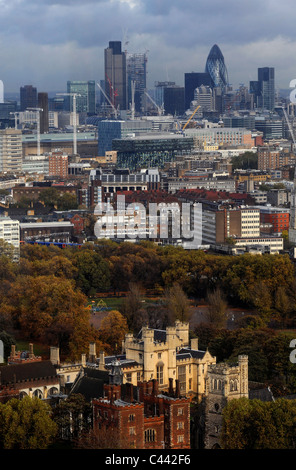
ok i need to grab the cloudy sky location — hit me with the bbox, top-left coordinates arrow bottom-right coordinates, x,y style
1,0 -> 296,95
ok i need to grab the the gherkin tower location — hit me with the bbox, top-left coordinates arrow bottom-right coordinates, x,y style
205,44 -> 229,91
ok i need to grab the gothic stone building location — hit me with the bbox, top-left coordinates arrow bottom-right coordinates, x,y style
204,355 -> 249,449
93,321 -> 216,402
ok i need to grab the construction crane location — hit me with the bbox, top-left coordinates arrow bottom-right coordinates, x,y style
97,82 -> 119,119
9,111 -> 20,130
144,91 -> 164,116
27,107 -> 43,156
131,80 -> 136,120
56,93 -> 80,155
282,106 -> 296,151
182,104 -> 201,131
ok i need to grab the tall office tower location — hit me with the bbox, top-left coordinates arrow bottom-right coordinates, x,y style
67,81 -> 96,115
205,44 -> 229,92
191,85 -> 213,115
258,67 -> 275,111
20,85 -> 37,111
127,52 -> 147,113
184,72 -> 212,110
250,68 -> 275,111
0,129 -> 22,172
38,92 -> 49,133
163,85 -> 185,115
104,41 -> 127,111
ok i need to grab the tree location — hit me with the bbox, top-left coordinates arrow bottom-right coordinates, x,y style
205,288 -> 228,328
0,396 -> 57,449
98,310 -> 128,355
120,283 -> 144,332
221,398 -> 296,449
162,282 -> 191,323
52,394 -> 91,442
73,249 -> 111,295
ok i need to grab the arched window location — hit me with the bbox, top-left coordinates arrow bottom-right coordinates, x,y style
213,379 -> 217,390
48,387 -> 59,396
33,389 -> 43,399
218,380 -> 222,390
145,429 -> 156,443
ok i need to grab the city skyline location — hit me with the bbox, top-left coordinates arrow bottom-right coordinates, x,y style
1,0 -> 296,94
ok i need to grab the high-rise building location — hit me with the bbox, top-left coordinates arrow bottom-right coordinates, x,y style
184,72 -> 212,110
0,128 -> 22,172
250,67 -> 275,111
20,85 -> 37,111
163,85 -> 185,116
104,41 -> 127,111
48,150 -> 69,178
191,85 -> 213,115
38,92 -> 49,133
205,45 -> 229,92
66,81 -> 96,115
127,53 -> 147,113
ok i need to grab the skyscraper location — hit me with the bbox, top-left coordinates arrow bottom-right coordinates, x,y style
205,45 -> 229,92
20,85 -> 37,111
258,67 -> 275,111
67,81 -> 96,115
184,72 -> 212,110
127,53 -> 147,113
104,41 -> 127,111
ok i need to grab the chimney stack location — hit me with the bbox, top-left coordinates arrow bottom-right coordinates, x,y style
29,343 -> 34,360
50,346 -> 60,365
99,351 -> 105,370
89,342 -> 97,363
169,378 -> 174,396
175,379 -> 180,398
11,344 -> 16,358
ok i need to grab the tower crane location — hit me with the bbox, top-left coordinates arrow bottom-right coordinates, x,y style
27,107 -> 43,156
182,104 -> 201,131
56,93 -> 81,155
96,82 -> 119,119
144,91 -> 164,116
282,106 -> 296,151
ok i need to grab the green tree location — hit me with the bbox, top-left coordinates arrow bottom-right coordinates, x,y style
0,396 -> 57,449
221,398 -> 296,449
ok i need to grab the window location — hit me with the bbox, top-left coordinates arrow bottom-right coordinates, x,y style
177,408 -> 184,416
129,414 -> 135,422
158,353 -> 162,359
137,372 -> 141,382
178,365 -> 186,392
189,378 -> 192,390
157,365 -> 163,385
129,427 -> 136,435
145,429 -> 156,443
177,422 -> 184,430
126,373 -> 132,382
177,435 -> 184,443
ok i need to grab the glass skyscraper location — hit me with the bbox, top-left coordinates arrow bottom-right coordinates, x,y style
66,81 -> 96,115
104,41 -> 127,111
249,67 -> 275,111
205,44 -> 229,92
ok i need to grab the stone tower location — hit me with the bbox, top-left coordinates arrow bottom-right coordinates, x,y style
204,355 -> 248,449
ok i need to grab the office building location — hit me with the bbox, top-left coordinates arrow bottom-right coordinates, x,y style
191,85 -> 213,115
98,119 -> 153,156
66,81 -> 96,115
205,44 -> 229,92
163,85 -> 185,116
0,216 -> 20,251
104,41 -> 127,111
0,129 -> 22,173
20,85 -> 37,111
127,53 -> 147,113
184,72 -> 212,110
250,67 -> 275,111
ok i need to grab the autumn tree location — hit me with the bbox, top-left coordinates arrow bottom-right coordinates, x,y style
52,394 -> 91,442
162,282 -> 191,323
98,310 -> 129,355
0,396 -> 57,449
205,288 -> 228,328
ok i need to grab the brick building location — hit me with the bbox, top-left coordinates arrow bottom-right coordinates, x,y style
48,151 -> 69,178
92,376 -> 190,449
